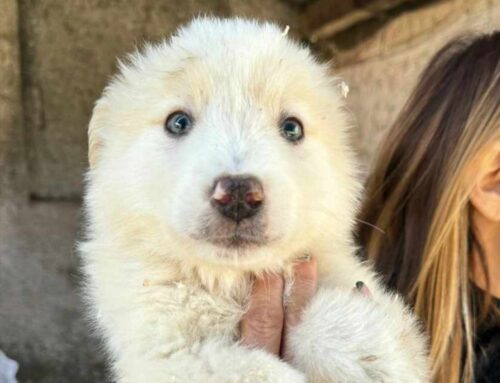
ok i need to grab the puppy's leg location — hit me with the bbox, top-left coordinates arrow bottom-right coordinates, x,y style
116,339 -> 305,383
286,261 -> 430,383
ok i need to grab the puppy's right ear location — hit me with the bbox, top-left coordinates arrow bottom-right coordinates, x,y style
88,100 -> 108,169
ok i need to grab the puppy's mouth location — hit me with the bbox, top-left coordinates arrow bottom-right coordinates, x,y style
196,215 -> 268,249
206,229 -> 267,248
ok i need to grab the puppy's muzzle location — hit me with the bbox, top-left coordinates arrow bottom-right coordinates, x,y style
211,175 -> 264,223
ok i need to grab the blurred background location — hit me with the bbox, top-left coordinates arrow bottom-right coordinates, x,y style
0,0 -> 498,381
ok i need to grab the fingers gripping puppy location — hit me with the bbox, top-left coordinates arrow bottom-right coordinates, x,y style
80,17 -> 429,383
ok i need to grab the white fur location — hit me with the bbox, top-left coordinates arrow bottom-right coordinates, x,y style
80,17 -> 429,382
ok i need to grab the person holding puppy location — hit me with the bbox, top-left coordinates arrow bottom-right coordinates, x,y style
242,32 -> 499,383
358,32 -> 500,382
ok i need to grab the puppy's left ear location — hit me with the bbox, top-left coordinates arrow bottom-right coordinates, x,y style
88,100 -> 109,169
470,142 -> 500,222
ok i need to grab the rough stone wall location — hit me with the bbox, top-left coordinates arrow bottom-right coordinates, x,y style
334,0 -> 500,171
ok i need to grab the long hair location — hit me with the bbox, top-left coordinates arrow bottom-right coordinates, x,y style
357,32 -> 500,383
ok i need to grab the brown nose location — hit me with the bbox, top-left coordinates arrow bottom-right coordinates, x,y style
211,176 -> 264,222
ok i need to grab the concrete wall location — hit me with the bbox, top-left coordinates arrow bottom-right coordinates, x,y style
0,0 -> 498,382
0,0 -> 26,204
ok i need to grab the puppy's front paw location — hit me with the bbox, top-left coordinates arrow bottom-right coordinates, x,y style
287,287 -> 429,383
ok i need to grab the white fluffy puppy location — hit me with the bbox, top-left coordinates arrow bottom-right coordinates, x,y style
81,17 -> 429,383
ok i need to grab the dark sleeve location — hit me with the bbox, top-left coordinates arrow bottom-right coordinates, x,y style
475,327 -> 500,383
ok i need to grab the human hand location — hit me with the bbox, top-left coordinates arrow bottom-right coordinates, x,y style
240,257 -> 318,359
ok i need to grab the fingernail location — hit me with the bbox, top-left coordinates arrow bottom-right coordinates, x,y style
354,281 -> 372,298
297,254 -> 311,263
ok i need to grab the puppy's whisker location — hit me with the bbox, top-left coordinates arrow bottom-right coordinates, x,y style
354,219 -> 385,234
294,204 -> 385,235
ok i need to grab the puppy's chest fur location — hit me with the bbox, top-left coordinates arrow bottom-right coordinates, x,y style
130,257 -> 302,347
137,267 -> 256,345
89,239 -> 301,355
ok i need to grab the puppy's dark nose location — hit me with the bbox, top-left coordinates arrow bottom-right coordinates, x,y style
211,176 -> 264,222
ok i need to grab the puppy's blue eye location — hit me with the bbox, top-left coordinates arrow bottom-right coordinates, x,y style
165,111 -> 193,136
280,117 -> 304,143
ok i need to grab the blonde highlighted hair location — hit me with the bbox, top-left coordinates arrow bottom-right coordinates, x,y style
357,32 -> 500,383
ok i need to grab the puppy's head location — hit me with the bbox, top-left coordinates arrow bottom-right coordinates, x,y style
87,18 -> 360,269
